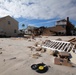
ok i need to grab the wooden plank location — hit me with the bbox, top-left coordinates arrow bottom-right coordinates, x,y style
63,44 -> 69,51
52,42 -> 58,48
55,43 -> 61,49
71,45 -> 75,51
50,42 -> 56,47
57,43 -> 63,50
67,44 -> 72,52
51,42 -> 57,48
54,42 -> 61,49
60,43 -> 66,50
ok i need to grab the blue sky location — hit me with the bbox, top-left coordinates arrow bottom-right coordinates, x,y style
0,0 -> 76,29
15,17 -> 59,29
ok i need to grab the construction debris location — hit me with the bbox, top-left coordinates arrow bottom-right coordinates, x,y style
32,53 -> 41,59
68,38 -> 76,42
59,52 -> 70,58
53,50 -> 59,57
32,39 -> 76,66
56,38 -> 62,41
54,57 -> 73,67
41,48 -> 46,53
49,50 -> 54,55
27,46 -> 35,51
54,51 -> 73,67
36,47 -> 42,51
70,50 -> 76,64
0,48 -> 2,49
24,35 -> 31,39
67,38 -> 76,53
0,52 -> 2,54
9,57 -> 16,60
34,42 -> 39,47
3,59 -> 5,62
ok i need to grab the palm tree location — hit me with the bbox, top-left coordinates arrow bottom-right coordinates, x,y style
22,24 -> 25,29
22,24 -> 25,34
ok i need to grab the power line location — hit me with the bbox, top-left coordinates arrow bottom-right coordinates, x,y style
19,19 -> 58,24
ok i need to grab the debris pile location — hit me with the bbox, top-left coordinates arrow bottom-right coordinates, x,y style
0,52 -> 2,54
32,53 -> 41,59
41,48 -> 46,53
27,46 -> 35,51
68,38 -> 76,53
54,52 -> 73,67
34,42 -> 46,53
31,38 -> 76,67
68,38 -> 76,42
34,42 -> 39,47
56,38 -> 62,41
34,39 -> 76,67
9,57 -> 16,60
24,35 -> 31,39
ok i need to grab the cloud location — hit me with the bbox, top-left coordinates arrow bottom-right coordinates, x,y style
0,0 -> 76,20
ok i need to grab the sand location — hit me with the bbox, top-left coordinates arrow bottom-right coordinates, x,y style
0,36 -> 76,75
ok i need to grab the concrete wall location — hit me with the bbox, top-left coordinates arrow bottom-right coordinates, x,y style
0,16 -> 18,37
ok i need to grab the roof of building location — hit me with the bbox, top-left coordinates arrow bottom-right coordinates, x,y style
57,19 -> 67,22
0,15 -> 18,23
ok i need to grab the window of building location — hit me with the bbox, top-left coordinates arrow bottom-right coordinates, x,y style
8,21 -> 11,24
14,30 -> 17,33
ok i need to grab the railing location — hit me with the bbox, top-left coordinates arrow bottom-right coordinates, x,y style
38,40 -> 76,53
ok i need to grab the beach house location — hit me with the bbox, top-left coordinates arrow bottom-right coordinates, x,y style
49,17 -> 74,36
0,15 -> 18,37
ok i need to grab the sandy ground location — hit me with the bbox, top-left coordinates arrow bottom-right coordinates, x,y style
0,36 -> 76,75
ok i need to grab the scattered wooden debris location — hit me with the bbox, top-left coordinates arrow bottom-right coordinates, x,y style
0,52 -> 2,54
8,45 -> 12,46
70,50 -> 76,64
67,38 -> 76,53
68,38 -> 76,42
56,38 -> 62,41
32,53 -> 41,59
24,35 -> 31,39
28,39 -> 32,41
34,42 -> 39,47
36,47 -> 42,51
41,48 -> 46,53
27,46 -> 32,48
3,59 -> 5,62
27,46 -> 35,51
49,50 -> 54,55
53,50 -> 59,57
59,52 -> 70,58
0,48 -> 2,49
38,35 -> 42,38
9,57 -> 16,60
54,51 -> 73,67
54,57 -> 73,67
